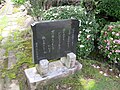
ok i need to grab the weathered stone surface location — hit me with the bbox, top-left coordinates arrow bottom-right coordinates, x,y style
67,52 -> 76,68
31,19 -> 79,64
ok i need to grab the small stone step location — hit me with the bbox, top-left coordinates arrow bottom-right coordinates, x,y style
8,51 -> 16,69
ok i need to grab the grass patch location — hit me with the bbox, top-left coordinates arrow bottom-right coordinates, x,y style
1,28 -> 34,80
93,77 -> 120,90
76,59 -> 120,90
80,78 -> 95,90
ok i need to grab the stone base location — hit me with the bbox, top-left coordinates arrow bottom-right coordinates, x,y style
24,60 -> 82,90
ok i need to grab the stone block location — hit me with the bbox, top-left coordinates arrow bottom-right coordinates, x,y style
62,52 -> 76,68
36,59 -> 49,76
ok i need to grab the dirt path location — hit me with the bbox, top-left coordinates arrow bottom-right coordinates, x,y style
0,0 -> 13,56
0,0 -> 27,89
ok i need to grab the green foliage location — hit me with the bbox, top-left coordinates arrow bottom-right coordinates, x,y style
97,0 -> 120,20
27,0 -> 81,20
13,7 -> 20,14
42,6 -> 99,59
0,0 -> 4,4
0,16 -> 8,32
1,28 -> 34,79
0,0 -> 1,3
78,59 -> 120,90
27,0 -> 46,20
12,0 -> 26,5
95,16 -> 110,31
0,16 -> 8,44
2,58 -> 34,79
99,22 -> 120,63
81,0 -> 96,14
0,36 -> 3,41
80,78 -> 95,90
42,6 -> 84,20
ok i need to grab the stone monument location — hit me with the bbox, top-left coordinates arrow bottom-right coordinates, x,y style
24,19 -> 82,90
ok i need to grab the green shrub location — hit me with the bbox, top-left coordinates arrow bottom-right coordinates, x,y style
0,0 -> 4,4
26,0 -> 45,20
99,22 -> 120,63
12,0 -> 26,5
97,0 -> 120,20
27,0 -> 81,20
42,6 -> 98,59
81,0 -> 96,13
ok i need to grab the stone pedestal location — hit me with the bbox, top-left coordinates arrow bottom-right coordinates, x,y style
24,53 -> 82,90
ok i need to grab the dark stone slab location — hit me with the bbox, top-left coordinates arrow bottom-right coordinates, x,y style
31,19 -> 79,64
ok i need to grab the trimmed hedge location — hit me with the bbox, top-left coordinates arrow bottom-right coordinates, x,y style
42,6 -> 99,59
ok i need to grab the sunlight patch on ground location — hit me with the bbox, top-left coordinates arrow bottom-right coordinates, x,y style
0,16 -> 8,32
80,78 -> 95,90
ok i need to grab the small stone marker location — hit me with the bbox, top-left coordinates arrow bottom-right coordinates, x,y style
67,52 -> 76,68
36,59 -> 49,76
60,52 -> 76,68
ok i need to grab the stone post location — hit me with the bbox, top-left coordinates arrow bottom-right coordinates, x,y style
67,52 -> 76,68
36,59 -> 49,76
61,52 -> 76,68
